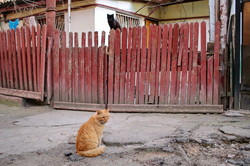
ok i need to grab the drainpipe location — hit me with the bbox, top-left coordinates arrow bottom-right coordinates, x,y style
68,0 -> 71,32
209,0 -> 215,42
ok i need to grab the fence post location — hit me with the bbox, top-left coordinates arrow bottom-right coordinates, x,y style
46,0 -> 56,103
46,0 -> 56,38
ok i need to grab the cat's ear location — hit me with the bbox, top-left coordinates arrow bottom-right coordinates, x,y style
105,109 -> 110,113
97,110 -> 102,115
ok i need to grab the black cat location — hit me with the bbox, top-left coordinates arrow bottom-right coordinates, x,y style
107,14 -> 121,30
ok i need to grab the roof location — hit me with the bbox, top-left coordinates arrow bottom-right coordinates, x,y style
0,0 -> 47,13
0,0 -> 24,8
135,0 -> 205,4
0,0 -> 206,14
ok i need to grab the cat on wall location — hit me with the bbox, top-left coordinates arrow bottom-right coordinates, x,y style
107,14 -> 121,30
76,109 -> 110,157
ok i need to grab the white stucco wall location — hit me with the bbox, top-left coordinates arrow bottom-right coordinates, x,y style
0,20 -> 23,31
65,7 -> 95,34
66,6 -> 145,46
64,7 -> 95,46
94,7 -> 115,46
95,0 -> 160,19
94,6 -> 145,45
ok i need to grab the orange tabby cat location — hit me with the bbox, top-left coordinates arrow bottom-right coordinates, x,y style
76,109 -> 110,157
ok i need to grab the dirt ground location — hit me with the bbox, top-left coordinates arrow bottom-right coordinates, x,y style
1,138 -> 249,166
0,103 -> 250,166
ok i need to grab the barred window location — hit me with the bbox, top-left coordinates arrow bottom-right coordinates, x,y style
36,14 -> 65,31
116,13 -> 140,28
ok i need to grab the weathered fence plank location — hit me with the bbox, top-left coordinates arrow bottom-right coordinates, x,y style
16,29 -> 23,90
176,24 -> 184,104
20,27 -> 28,91
148,25 -> 157,104
114,29 -> 121,104
136,27 -> 141,104
43,34 -> 50,102
139,26 -> 147,104
145,26 -> 151,104
53,29 -> 60,101
166,24 -> 173,104
73,32 -> 79,102
213,21 -> 221,104
129,27 -> 138,104
120,28 -> 127,104
180,23 -> 189,104
159,24 -> 168,104
187,23 -> 194,104
98,45 -> 105,104
155,25 -> 161,104
190,22 -> 199,104
3,31 -> 9,88
7,30 -> 14,89
126,28 -> 132,104
200,21 -> 207,104
207,56 -> 214,104
11,30 -> 18,89
65,47 -> 70,101
108,30 -> 115,104
25,27 -> 33,91
79,32 -> 86,103
60,31 -> 66,101
69,32 -> 74,102
36,25 -> 41,87
91,32 -> 98,103
0,32 -> 3,87
170,24 -> 179,104
31,26 -> 37,91
85,32 -> 92,103
39,25 -> 47,101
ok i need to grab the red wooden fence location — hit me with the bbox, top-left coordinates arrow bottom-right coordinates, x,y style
53,21 -> 221,111
0,25 -> 47,100
107,21 -> 221,105
53,29 -> 107,110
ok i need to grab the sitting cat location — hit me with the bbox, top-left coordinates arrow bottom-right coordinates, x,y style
76,109 -> 110,157
107,14 -> 121,30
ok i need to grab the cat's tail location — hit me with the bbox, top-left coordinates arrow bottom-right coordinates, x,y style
77,145 -> 105,157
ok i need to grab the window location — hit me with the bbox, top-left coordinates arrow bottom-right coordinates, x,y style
116,13 -> 140,28
36,13 -> 65,31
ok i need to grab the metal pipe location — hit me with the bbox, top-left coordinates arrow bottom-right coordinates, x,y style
68,0 -> 71,32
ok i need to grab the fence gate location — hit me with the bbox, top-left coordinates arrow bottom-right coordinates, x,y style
53,22 -> 223,113
52,30 -> 107,110
0,25 -> 47,101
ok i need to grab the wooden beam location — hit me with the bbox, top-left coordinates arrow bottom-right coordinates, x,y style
53,101 -> 106,111
0,88 -> 43,100
53,101 -> 223,113
108,104 -> 223,113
